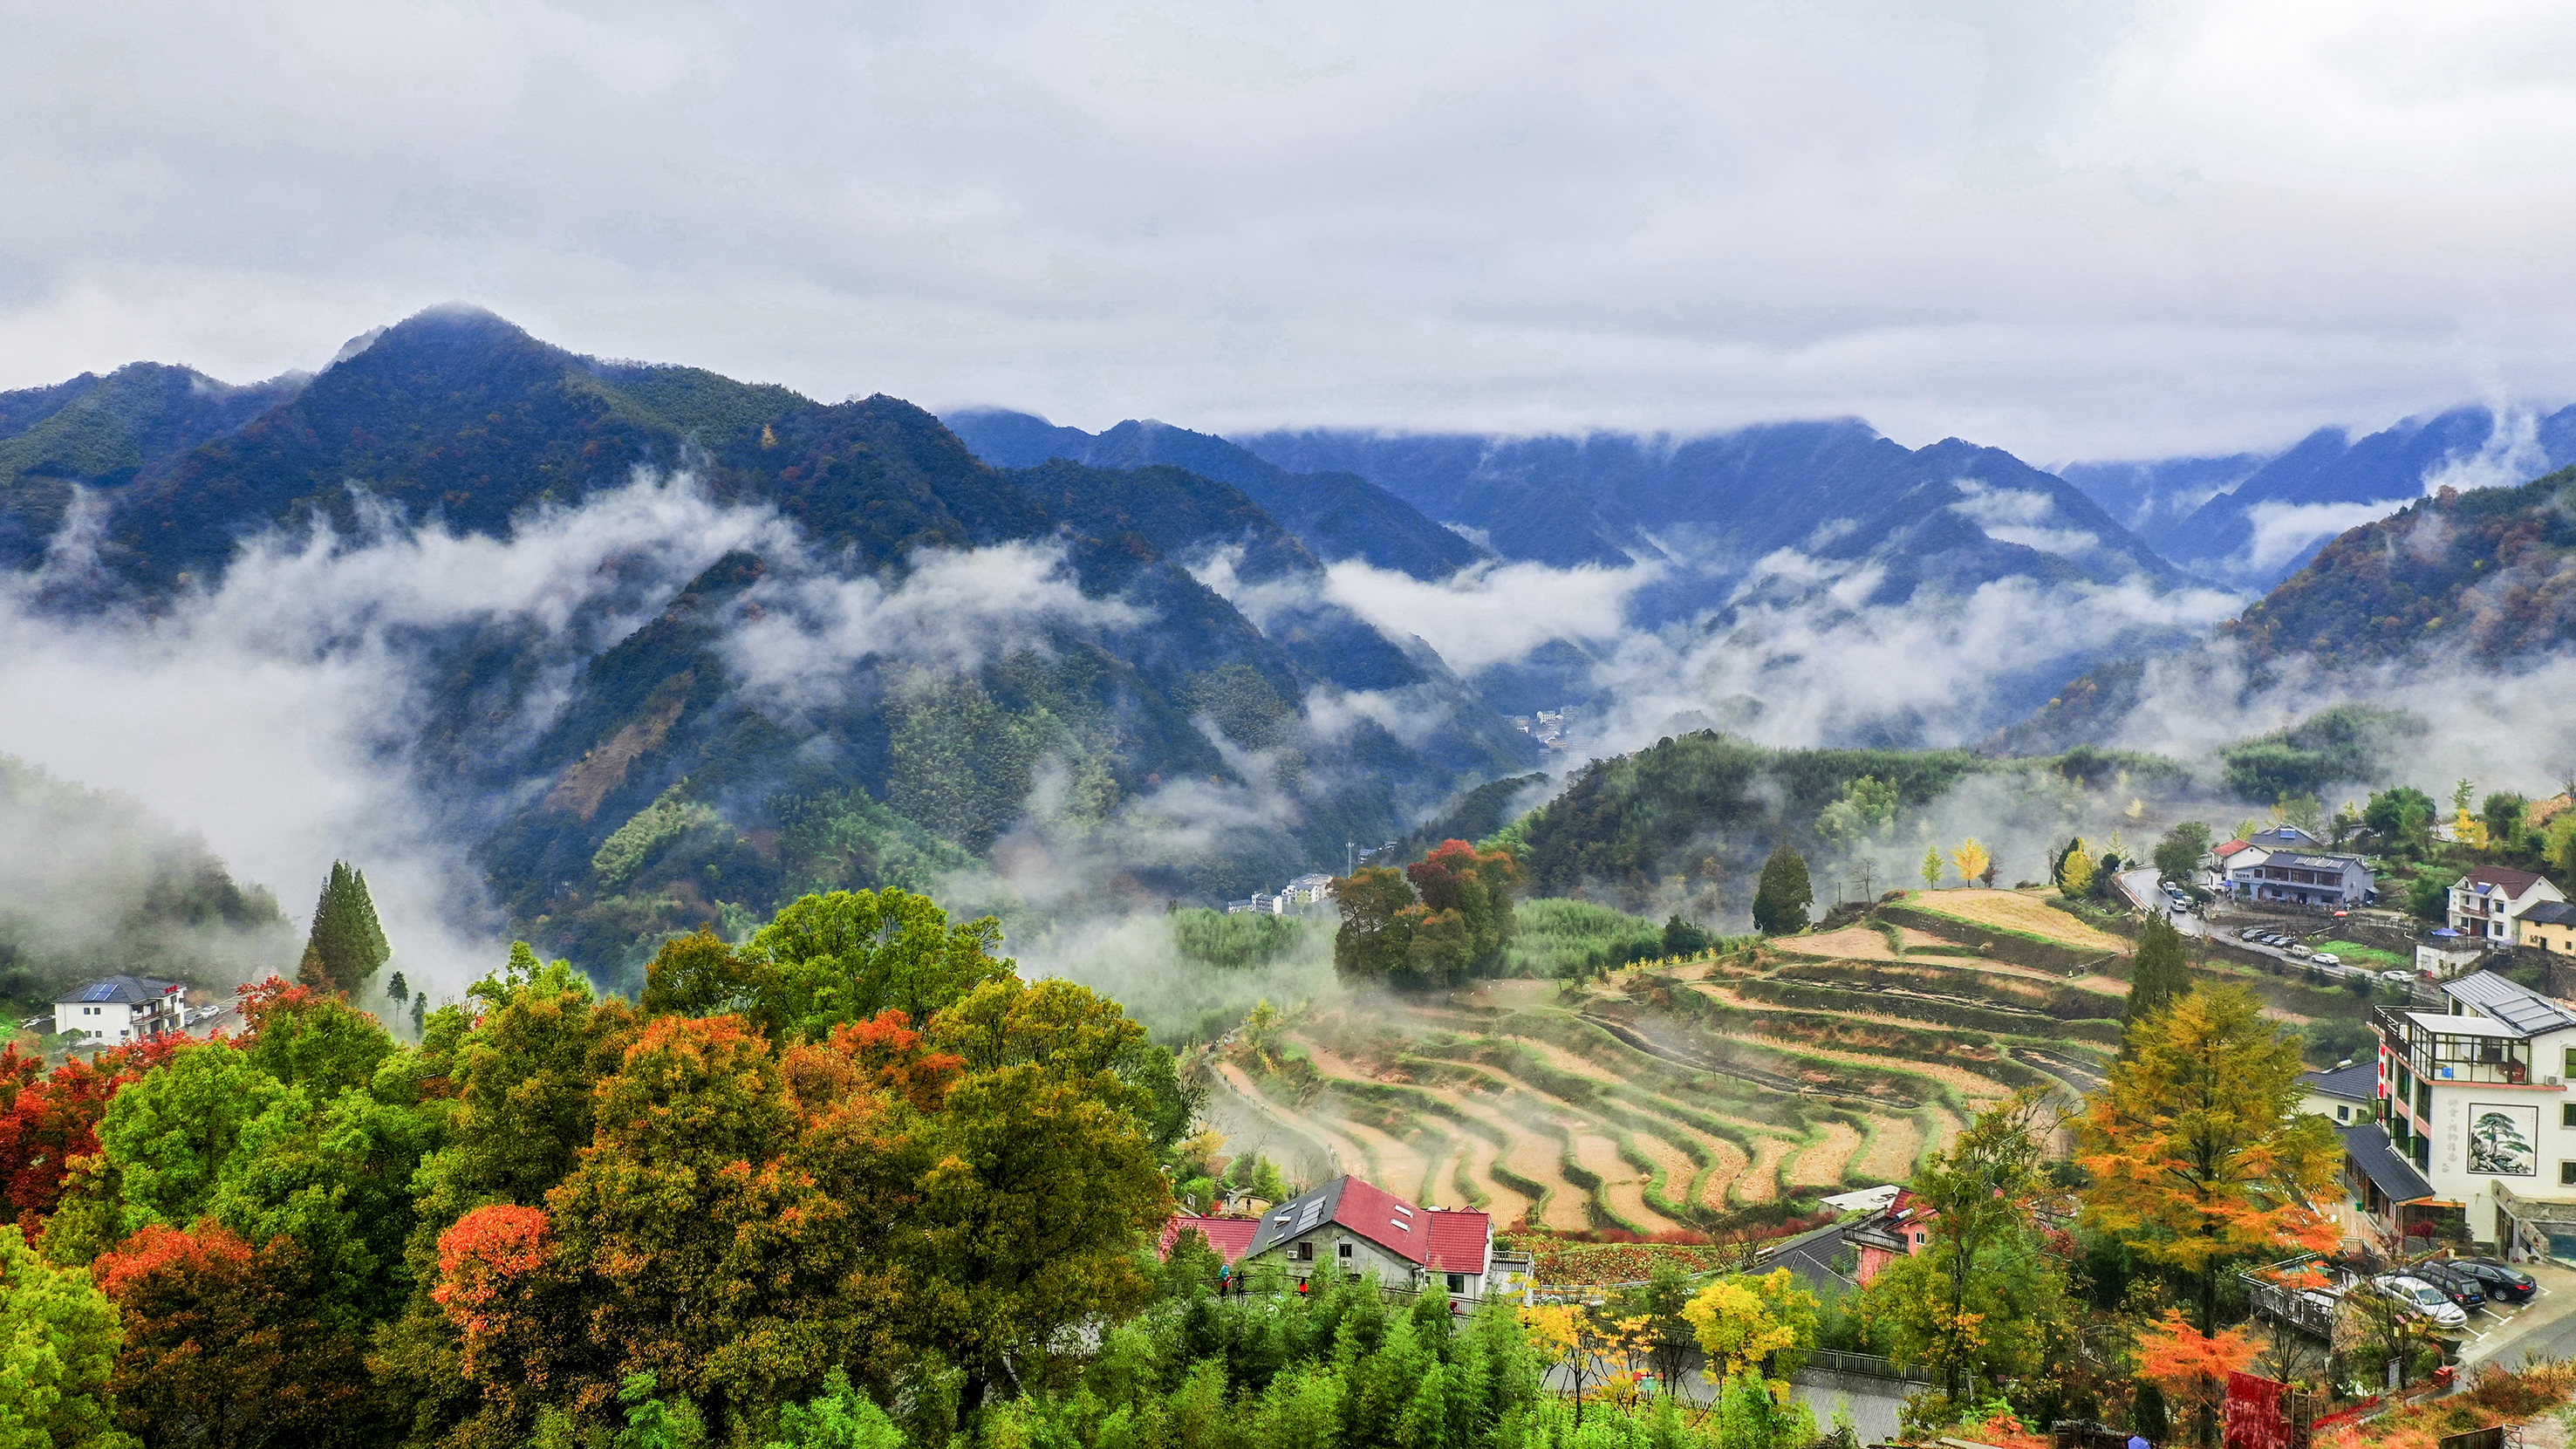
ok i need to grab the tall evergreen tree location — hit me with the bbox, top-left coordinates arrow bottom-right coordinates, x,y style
1751,845 -> 1812,935
297,861 -> 390,998
2123,914 -> 2190,1046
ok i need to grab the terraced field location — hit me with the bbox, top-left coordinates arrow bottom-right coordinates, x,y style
1197,889 -> 2129,1233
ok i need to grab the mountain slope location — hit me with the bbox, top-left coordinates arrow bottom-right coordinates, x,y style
943,409 -> 1481,580
0,363 -> 304,570
1229,420 -> 2183,605
16,306 -> 1541,979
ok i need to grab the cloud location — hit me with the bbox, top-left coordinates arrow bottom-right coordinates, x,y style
721,539 -> 1150,716
1948,481 -> 2103,557
0,472 -> 787,996
1309,557 -> 1659,671
9,2 -> 2576,458
2238,497 -> 2416,578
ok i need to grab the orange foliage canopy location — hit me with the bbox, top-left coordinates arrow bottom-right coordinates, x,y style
2135,1309 -> 2260,1432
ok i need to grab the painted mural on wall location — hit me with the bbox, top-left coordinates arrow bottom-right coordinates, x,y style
2468,1104 -> 2538,1177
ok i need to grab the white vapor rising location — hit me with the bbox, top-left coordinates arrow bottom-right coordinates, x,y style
1313,557 -> 1658,672
722,539 -> 1150,715
0,474 -> 792,996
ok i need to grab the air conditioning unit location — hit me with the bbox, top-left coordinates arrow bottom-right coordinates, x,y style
2552,1076 -> 2564,1087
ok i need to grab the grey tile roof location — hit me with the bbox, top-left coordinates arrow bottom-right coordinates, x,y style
2303,1060 -> 2378,1102
2341,1122 -> 2436,1204
2524,902 -> 2576,926
53,974 -> 181,1008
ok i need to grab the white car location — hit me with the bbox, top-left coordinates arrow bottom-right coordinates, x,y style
2310,953 -> 2341,967
2287,943 -> 2314,958
2381,969 -> 2414,985
2374,1275 -> 2469,1329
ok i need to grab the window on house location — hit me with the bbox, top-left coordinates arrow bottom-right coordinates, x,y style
1446,1273 -> 1466,1293
2337,1105 -> 2350,1122
1295,1242 -> 1313,1261
2563,1161 -> 2576,1187
1337,1242 -> 1352,1261
2563,1103 -> 2576,1130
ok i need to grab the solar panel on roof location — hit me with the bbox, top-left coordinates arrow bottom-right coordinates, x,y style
82,983 -> 115,1001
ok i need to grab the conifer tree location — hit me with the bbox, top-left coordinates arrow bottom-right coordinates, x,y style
2123,914 -> 2191,1046
1752,845 -> 1812,935
297,861 -> 391,998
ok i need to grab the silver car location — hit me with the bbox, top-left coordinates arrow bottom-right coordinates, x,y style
2374,1274 -> 2469,1329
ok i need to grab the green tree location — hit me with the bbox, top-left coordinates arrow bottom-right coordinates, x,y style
296,861 -> 390,998
1753,845 -> 1814,934
1920,844 -> 1944,891
1331,867 -> 1418,986
648,890 -> 1012,1043
1814,776 -> 1900,851
1862,1091 -> 2066,1406
2152,822 -> 2212,884
0,1225 -> 133,1449
2484,792 -> 2530,853
83,1044 -> 285,1239
2453,778 -> 2477,816
915,976 -> 1176,1411
2123,914 -> 2192,1043
1660,913 -> 1712,959
2273,794 -> 2322,836
2407,866 -> 2462,923
2365,786 -> 2436,848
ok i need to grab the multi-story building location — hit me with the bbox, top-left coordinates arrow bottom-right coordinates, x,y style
2223,849 -> 2375,908
2449,866 -> 2570,946
2367,970 -> 2576,1251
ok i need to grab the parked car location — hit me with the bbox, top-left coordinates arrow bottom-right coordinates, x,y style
2381,969 -> 2414,985
2409,1261 -> 2486,1310
2444,1259 -> 2538,1302
2373,1275 -> 2470,1329
2288,943 -> 2316,958
2310,953 -> 2342,967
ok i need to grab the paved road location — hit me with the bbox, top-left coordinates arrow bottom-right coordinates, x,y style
2115,866 -> 2407,986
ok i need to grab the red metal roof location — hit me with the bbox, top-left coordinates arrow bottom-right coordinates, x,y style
2214,839 -> 2253,858
1331,1174 -> 1437,1262
1159,1215 -> 1261,1262
1425,1208 -> 1491,1275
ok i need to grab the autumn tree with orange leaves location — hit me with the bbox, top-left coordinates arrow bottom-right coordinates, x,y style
2078,984 -> 2341,1446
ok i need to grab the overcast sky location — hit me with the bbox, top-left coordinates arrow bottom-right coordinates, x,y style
7,0 -> 2575,461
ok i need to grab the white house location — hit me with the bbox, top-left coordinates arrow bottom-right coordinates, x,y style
52,975 -> 186,1045
2450,866 -> 2570,946
2366,970 -> 2576,1252
1159,1173 -> 1508,1310
2300,1060 -> 2376,1127
1281,873 -> 1336,908
2224,850 -> 2375,908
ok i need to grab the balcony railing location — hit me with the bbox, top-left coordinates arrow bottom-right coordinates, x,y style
2374,1005 -> 2533,1086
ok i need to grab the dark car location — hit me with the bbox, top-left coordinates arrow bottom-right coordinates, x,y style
2410,1261 -> 2487,1310
2444,1259 -> 2538,1302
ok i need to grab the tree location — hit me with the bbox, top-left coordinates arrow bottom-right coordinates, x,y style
1683,1268 -> 1818,1386
2078,987 -> 2342,1445
297,861 -> 390,998
1753,846 -> 1814,934
2453,778 -> 2477,816
1920,845 -> 1944,891
2153,822 -> 2212,884
1660,914 -> 1712,959
2123,914 -> 2192,1043
386,971 -> 409,1006
1405,838 -> 1523,977
1950,839 -> 1991,890
1814,776 -> 1900,850
0,1225 -> 131,1449
2484,792 -> 2530,853
2134,1311 -> 2258,1447
2364,787 -> 2436,845
653,890 -> 1013,1043
2274,794 -> 2322,836
1861,1091 -> 2064,1408
1332,867 -> 1418,986
95,1220 -> 385,1449
2056,839 -> 2095,898
912,976 -> 1176,1411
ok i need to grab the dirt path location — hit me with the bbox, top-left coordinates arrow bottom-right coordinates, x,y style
1854,1113 -> 1923,1182
1787,1120 -> 1862,1187
1737,1136 -> 1793,1203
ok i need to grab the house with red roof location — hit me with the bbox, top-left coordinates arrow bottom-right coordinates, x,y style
1844,1187 -> 1936,1286
1158,1173 -> 1514,1309
2450,866 -> 2569,946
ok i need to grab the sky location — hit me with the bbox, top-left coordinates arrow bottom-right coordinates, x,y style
9,0 -> 2576,462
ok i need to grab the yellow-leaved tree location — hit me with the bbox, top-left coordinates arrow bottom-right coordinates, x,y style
1683,1268 -> 1819,1391
2077,985 -> 2341,1446
1951,838 -> 1992,889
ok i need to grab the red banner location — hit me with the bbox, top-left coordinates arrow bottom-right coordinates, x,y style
2224,1371 -> 2292,1449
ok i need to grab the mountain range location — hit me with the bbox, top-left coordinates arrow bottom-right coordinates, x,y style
10,302 -> 2576,973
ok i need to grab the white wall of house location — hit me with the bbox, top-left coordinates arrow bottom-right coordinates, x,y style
2451,878 -> 2571,944
53,999 -> 140,1040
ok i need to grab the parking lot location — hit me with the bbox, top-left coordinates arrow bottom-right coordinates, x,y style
2119,869 -> 2415,988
